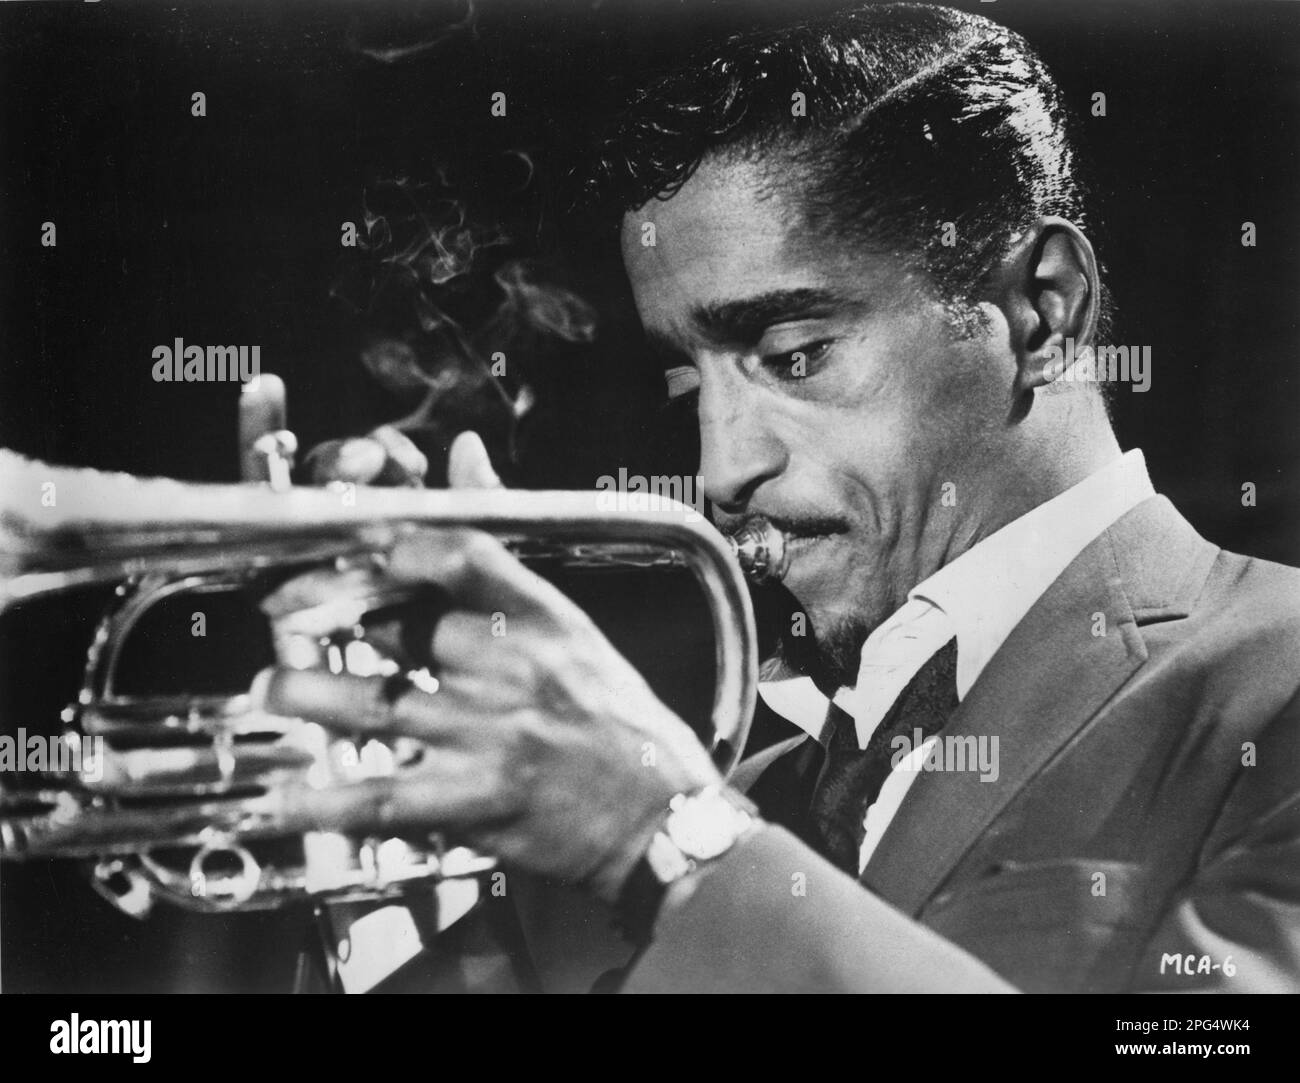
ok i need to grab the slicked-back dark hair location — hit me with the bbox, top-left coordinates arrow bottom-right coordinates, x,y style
581,2 -> 1106,335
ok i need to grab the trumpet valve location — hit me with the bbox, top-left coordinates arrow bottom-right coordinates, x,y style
250,430 -> 298,492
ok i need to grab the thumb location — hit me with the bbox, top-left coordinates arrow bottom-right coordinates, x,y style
237,374 -> 288,482
447,431 -> 503,489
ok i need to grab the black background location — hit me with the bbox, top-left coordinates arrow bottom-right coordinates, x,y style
1,0 -> 1298,991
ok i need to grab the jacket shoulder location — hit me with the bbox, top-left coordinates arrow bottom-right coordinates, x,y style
1198,548 -> 1300,645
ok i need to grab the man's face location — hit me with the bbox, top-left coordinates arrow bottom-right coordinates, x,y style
621,155 -> 1018,686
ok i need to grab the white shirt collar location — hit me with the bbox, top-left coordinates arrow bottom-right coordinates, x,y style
756,450 -> 1156,741
911,448 -> 1155,700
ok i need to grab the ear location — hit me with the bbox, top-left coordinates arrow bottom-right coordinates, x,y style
989,216 -> 1099,394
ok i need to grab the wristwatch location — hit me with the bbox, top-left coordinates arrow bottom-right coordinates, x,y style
615,785 -> 760,941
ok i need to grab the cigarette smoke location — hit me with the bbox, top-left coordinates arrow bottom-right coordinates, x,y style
332,168 -> 597,464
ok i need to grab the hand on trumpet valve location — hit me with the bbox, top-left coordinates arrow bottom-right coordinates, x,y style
254,430 -> 722,903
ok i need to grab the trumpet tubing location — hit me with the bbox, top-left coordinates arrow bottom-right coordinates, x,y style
0,449 -> 760,914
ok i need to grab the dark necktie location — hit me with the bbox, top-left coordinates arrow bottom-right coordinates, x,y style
809,637 -> 959,875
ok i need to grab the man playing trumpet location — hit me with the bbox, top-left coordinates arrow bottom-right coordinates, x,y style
258,3 -> 1300,993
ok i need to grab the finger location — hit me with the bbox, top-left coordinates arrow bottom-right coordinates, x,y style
362,610 -> 495,674
369,425 -> 428,487
345,608 -> 496,676
258,564 -> 389,624
303,437 -> 388,486
426,610 -> 498,672
447,430 -> 502,489
238,374 -> 287,482
386,528 -> 583,619
250,666 -> 463,744
275,764 -> 507,834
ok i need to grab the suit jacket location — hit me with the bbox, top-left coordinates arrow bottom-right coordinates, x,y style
371,495 -> 1300,993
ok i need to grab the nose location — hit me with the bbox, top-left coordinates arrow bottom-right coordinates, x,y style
697,370 -> 787,514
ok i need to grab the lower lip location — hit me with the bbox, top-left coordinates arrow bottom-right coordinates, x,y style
783,533 -> 838,576
786,533 -> 832,555
778,534 -> 837,591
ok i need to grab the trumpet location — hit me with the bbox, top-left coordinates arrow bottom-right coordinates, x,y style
0,445 -> 780,917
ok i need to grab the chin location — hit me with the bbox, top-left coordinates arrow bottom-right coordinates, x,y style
764,599 -> 871,691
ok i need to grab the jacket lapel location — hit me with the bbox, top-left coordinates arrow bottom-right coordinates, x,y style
731,734 -> 809,793
859,496 -> 1217,915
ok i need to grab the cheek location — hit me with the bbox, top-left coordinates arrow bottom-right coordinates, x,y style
816,343 -> 935,466
804,325 -> 980,508
851,318 -> 996,449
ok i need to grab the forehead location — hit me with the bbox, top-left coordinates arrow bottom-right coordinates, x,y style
622,157 -> 798,307
620,155 -> 907,338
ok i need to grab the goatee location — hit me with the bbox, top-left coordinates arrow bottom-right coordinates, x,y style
755,585 -> 870,694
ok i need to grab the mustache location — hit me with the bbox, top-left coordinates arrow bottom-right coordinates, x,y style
716,510 -> 852,539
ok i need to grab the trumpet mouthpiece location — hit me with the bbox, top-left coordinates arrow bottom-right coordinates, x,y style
727,517 -> 789,585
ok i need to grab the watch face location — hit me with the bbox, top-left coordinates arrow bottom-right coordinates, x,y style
666,793 -> 747,860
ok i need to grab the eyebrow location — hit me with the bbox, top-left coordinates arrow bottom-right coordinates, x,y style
691,287 -> 851,345
642,286 -> 858,367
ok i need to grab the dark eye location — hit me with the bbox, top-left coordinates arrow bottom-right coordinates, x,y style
761,340 -> 832,380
